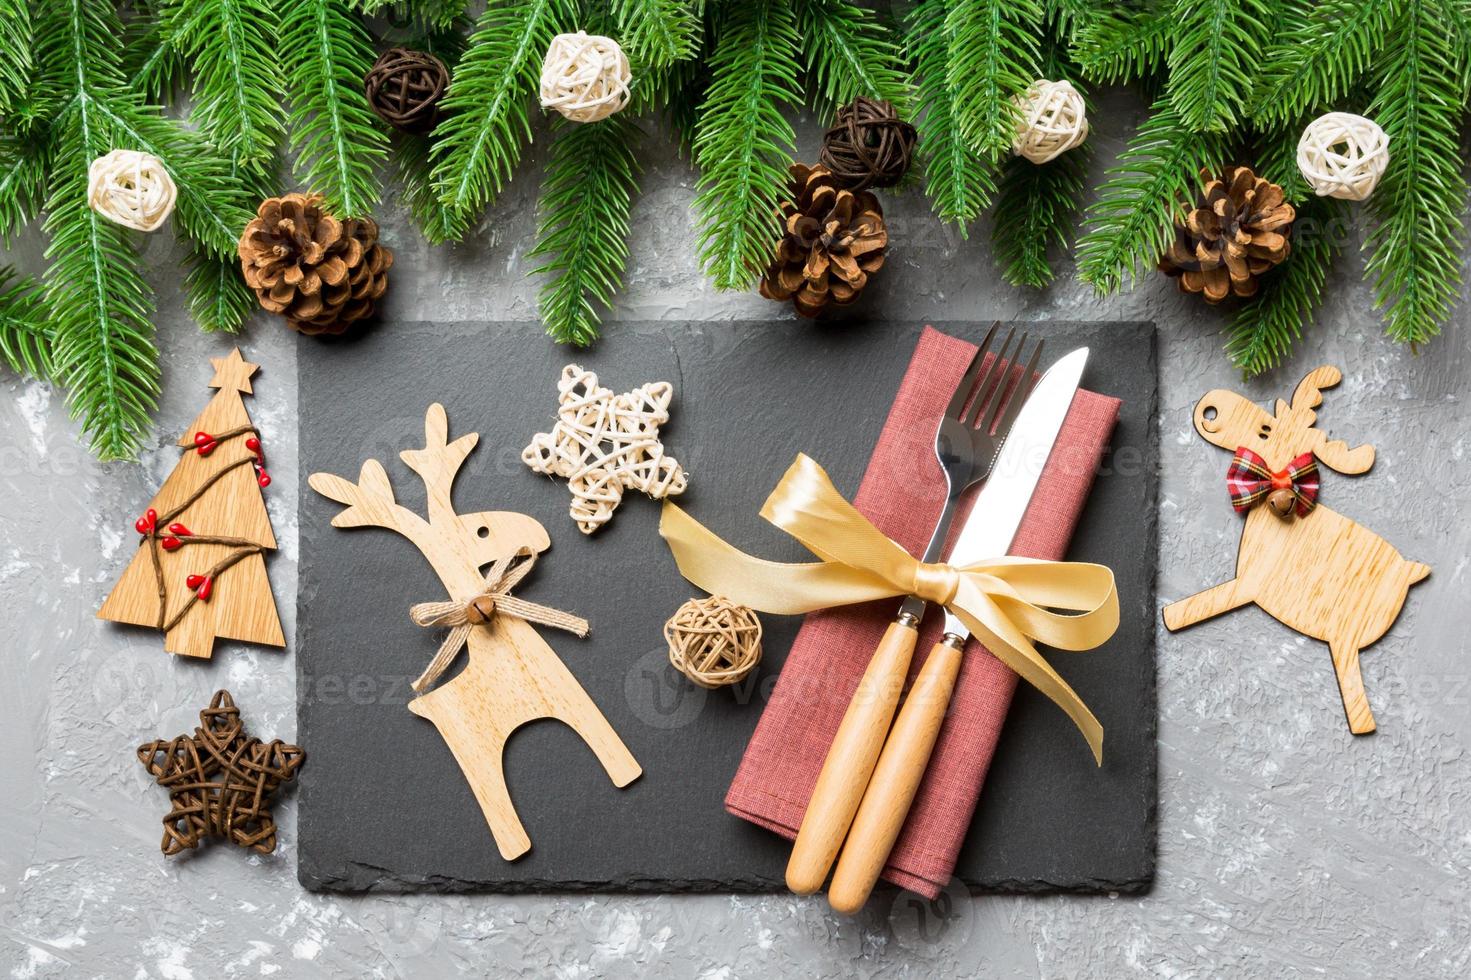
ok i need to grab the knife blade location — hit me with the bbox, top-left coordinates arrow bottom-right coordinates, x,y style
826,346 -> 1090,915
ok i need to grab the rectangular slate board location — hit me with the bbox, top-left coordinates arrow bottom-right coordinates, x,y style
297,319 -> 1157,894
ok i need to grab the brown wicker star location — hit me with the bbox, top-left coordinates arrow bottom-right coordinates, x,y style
137,690 -> 305,856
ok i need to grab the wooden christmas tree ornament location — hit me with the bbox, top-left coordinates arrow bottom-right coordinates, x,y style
1163,366 -> 1430,735
310,404 -> 641,860
99,349 -> 283,659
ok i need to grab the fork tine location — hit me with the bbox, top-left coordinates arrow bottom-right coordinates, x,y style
965,327 -> 1017,427
944,322 -> 999,421
978,331 -> 1028,433
988,338 -> 1045,440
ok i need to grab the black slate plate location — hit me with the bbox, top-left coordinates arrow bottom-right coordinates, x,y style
297,319 -> 1157,894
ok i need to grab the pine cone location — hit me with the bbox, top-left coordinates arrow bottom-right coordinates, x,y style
1159,166 -> 1295,303
759,164 -> 888,318
238,193 -> 394,336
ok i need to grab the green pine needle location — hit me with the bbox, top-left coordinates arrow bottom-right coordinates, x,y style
614,0 -> 699,72
395,133 -> 472,244
1365,0 -> 1468,345
794,0 -> 910,113
0,132 -> 49,243
282,0 -> 388,217
1250,0 -> 1398,126
991,145 -> 1090,288
0,0 -> 33,115
169,0 -> 285,165
1069,2 -> 1173,85
431,0 -> 567,218
1226,196 -> 1348,376
945,0 -> 1044,158
0,267 -> 53,380
692,0 -> 802,290
907,0 -> 996,230
530,115 -> 640,346
1166,0 -> 1273,132
1076,95 -> 1229,294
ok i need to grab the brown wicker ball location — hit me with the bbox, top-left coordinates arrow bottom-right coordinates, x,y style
664,596 -> 763,689
365,48 -> 449,134
818,97 -> 917,191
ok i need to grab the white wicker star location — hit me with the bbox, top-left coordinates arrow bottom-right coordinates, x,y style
523,365 -> 687,534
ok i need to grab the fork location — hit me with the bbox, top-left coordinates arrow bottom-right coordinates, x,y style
785,324 -> 1044,895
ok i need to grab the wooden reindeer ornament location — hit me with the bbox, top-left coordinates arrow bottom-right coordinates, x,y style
1163,366 -> 1430,734
308,404 -> 641,860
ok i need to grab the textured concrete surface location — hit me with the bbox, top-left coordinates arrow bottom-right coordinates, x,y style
3,91 -> 1469,978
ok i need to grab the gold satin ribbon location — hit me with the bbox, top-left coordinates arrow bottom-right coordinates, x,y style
658,454 -> 1119,763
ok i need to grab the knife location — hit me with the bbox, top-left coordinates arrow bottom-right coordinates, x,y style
825,347 -> 1090,914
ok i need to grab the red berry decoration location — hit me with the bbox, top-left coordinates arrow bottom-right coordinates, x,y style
245,436 -> 261,453
167,522 -> 192,537
135,508 -> 158,534
161,536 -> 183,551
185,574 -> 214,601
256,471 -> 272,489
194,431 -> 218,456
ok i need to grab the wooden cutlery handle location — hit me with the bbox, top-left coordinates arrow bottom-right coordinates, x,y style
785,618 -> 918,895
827,638 -> 964,915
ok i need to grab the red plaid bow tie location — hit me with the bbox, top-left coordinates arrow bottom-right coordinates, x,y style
1227,447 -> 1319,517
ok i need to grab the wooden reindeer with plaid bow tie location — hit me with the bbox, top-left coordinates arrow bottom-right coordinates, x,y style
1163,366 -> 1430,734
309,404 -> 641,860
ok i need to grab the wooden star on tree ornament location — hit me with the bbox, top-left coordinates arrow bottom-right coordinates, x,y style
137,690 -> 304,856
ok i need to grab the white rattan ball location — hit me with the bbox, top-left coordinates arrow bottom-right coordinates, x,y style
1010,79 -> 1088,164
87,149 -> 177,232
1296,111 -> 1389,201
539,31 -> 631,124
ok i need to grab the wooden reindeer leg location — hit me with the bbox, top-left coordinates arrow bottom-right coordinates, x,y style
1163,579 -> 1254,631
557,685 -> 642,788
408,697 -> 532,860
1327,640 -> 1377,735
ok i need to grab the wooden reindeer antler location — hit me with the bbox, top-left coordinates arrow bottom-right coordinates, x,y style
400,403 -> 478,527
310,459 -> 428,536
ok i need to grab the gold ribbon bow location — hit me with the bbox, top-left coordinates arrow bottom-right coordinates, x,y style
409,550 -> 589,693
658,454 -> 1119,763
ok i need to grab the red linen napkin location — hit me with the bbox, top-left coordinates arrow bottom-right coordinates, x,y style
724,325 -> 1121,899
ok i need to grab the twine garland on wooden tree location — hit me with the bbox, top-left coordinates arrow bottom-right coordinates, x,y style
664,596 -> 763,689
1296,111 -> 1390,201
818,97 -> 917,191
137,690 -> 304,856
539,31 -> 631,123
522,364 -> 687,534
365,47 -> 450,134
1010,79 -> 1089,164
87,149 -> 177,231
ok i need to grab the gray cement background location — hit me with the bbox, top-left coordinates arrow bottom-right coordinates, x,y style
2,91 -> 1468,978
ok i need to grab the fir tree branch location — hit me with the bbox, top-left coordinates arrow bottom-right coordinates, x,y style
0,131 -> 50,243
793,0 -> 910,113
126,1 -> 194,102
1166,0 -> 1273,132
1226,196 -> 1348,376
431,0 -> 567,217
0,0 -> 33,115
991,137 -> 1090,288
614,0 -> 699,72
1069,2 -> 1173,85
1076,95 -> 1229,293
170,0 -> 285,165
1365,0 -> 1468,345
908,0 -> 996,231
38,0 -> 159,461
692,0 -> 802,290
529,115 -> 640,346
945,0 -> 1044,158
184,155 -> 271,333
394,133 -> 472,244
1250,0 -> 1398,126
0,267 -> 52,380
282,0 -> 388,217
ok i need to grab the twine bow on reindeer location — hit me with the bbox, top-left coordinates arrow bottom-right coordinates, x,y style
408,549 -> 589,693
